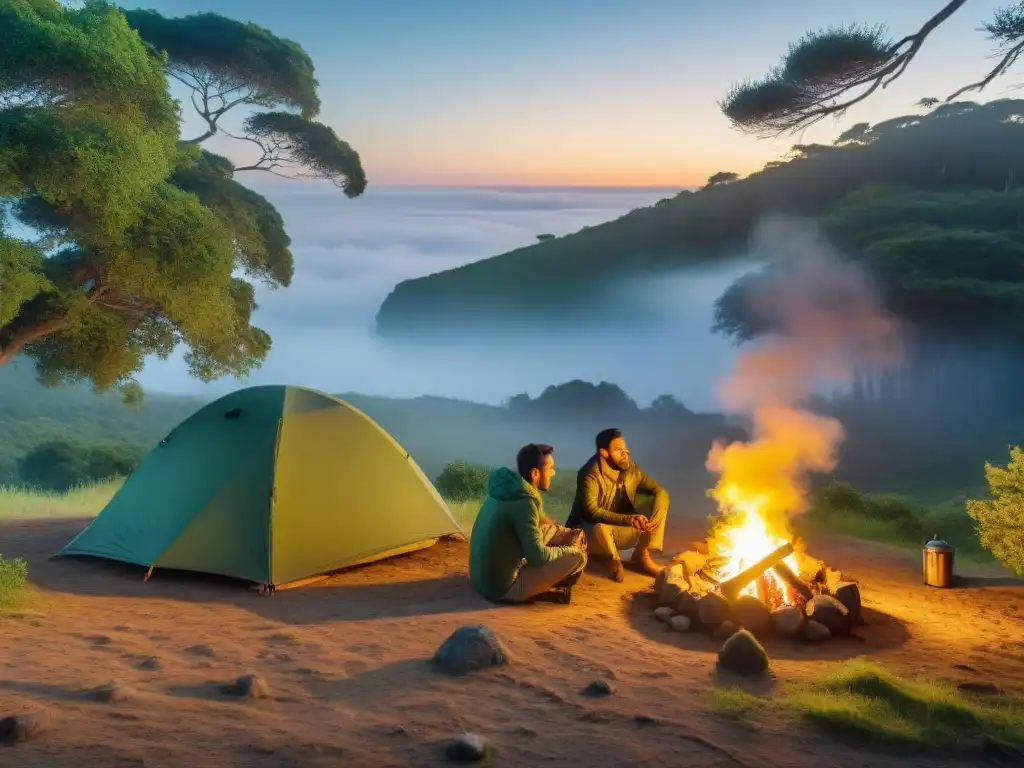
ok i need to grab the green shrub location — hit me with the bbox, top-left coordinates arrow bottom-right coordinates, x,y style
0,554 -> 28,608
434,460 -> 492,502
966,446 -> 1024,576
810,482 -> 925,542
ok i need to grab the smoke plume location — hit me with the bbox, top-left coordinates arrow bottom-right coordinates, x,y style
705,217 -> 902,538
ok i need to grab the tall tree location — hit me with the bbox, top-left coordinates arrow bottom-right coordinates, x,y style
705,171 -> 740,187
121,8 -> 366,195
719,1 -> 1024,136
0,0 -> 366,399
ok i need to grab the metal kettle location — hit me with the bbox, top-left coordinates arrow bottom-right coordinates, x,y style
923,535 -> 955,588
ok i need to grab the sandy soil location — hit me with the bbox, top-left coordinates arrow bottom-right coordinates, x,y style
0,516 -> 1021,768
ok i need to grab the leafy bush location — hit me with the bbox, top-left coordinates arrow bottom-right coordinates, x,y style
434,460 -> 492,502
0,554 -> 28,608
802,481 -> 994,560
810,482 -> 926,543
966,446 -> 1024,576
17,439 -> 144,492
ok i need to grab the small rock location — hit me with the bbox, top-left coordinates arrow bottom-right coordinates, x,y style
220,674 -> 270,699
434,624 -> 509,675
656,563 -> 690,607
135,655 -> 161,670
184,644 -> 215,657
633,714 -> 659,726
659,579 -> 686,608
803,620 -> 831,643
771,606 -> 804,639
87,681 -> 135,703
712,620 -> 738,641
831,582 -> 862,624
958,681 -> 1001,696
716,629 -> 769,676
445,732 -> 489,762
654,563 -> 684,595
0,709 -> 51,744
732,595 -> 772,636
698,592 -> 732,627
583,679 -> 615,697
668,615 -> 692,633
674,591 -> 699,618
653,606 -> 676,623
805,595 -> 851,636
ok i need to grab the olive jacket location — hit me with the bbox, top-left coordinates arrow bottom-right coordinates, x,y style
565,454 -> 670,528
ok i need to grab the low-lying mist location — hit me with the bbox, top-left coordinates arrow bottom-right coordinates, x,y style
135,183 -> 753,410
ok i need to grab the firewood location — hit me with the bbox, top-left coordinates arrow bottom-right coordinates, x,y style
719,543 -> 795,602
831,582 -> 862,624
771,561 -> 815,601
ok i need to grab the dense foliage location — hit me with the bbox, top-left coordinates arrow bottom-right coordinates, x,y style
0,1 -> 365,399
966,446 -> 1024,575
800,481 -> 991,561
434,460 -> 491,502
719,1 -> 1023,136
17,438 -> 143,492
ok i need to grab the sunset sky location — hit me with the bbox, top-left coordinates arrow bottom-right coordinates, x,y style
135,0 -> 1016,187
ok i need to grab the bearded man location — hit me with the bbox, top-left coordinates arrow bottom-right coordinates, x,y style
566,428 -> 669,582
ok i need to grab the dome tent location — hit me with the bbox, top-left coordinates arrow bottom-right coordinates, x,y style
57,385 -> 463,589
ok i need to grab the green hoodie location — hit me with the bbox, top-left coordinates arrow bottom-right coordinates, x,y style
469,467 -> 577,602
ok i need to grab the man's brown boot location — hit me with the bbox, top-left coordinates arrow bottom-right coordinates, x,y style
630,547 -> 663,578
608,558 -> 625,583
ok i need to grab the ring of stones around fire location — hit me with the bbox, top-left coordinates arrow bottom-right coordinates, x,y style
650,537 -> 862,674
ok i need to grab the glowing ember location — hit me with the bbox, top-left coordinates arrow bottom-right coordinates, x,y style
708,482 -> 803,607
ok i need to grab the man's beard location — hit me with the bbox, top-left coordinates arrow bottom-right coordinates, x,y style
606,456 -> 630,472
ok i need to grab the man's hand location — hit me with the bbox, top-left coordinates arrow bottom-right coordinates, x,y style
572,528 -> 587,550
630,514 -> 650,532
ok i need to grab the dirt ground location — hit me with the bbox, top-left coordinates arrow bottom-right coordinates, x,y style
1,516 -> 1021,768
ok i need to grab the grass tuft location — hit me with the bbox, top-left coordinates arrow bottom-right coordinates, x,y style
0,553 -> 28,608
0,479 -> 121,520
709,686 -> 766,717
782,660 -> 1024,756
708,661 -> 1024,757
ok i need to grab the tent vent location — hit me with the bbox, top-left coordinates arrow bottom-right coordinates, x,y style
224,408 -> 243,420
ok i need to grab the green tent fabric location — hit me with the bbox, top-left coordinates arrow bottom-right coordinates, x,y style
58,385 -> 463,586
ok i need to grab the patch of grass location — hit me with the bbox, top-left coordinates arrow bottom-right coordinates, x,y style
0,478 -> 122,520
709,686 -> 766,717
0,554 -> 28,608
781,660 -> 1024,757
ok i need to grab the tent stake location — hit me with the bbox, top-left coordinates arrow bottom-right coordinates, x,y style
144,566 -> 154,582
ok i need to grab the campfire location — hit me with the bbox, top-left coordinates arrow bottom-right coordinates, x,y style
651,482 -> 862,644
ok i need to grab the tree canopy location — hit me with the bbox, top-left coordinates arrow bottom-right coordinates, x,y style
121,8 -> 366,194
0,0 -> 366,398
720,1 -> 1024,136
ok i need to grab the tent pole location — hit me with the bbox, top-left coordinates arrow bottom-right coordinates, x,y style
144,566 -> 154,582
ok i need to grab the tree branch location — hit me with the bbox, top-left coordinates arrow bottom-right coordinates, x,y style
0,317 -> 69,366
723,0 -> 971,136
947,40 -> 1024,100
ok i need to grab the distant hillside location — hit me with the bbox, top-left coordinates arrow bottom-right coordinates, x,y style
375,99 -> 1024,337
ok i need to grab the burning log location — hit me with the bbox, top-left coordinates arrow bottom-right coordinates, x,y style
719,542 -> 795,603
771,561 -> 815,602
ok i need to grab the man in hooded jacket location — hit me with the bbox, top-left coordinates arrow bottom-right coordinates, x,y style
469,443 -> 587,604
